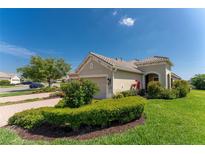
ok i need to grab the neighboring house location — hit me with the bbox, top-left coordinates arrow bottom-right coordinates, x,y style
69,52 -> 181,99
0,72 -> 21,84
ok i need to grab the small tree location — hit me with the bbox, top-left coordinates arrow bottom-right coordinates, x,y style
17,56 -> 71,87
191,74 -> 205,90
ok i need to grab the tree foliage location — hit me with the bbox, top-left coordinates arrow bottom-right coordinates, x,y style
191,74 -> 205,90
17,56 -> 71,86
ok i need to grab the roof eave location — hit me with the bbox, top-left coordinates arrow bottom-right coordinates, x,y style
115,67 -> 143,74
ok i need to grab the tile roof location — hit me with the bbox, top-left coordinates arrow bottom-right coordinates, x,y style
76,52 -> 173,74
90,52 -> 143,74
171,72 -> 181,79
0,72 -> 14,78
134,56 -> 173,66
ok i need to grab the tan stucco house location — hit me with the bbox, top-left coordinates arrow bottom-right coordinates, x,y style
0,72 -> 21,84
70,52 -> 181,99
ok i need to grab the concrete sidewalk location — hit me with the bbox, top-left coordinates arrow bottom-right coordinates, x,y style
0,98 -> 60,127
0,92 -> 52,103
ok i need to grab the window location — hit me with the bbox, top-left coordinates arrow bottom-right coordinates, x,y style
90,62 -> 93,69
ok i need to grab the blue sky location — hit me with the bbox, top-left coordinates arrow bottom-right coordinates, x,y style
0,9 -> 205,80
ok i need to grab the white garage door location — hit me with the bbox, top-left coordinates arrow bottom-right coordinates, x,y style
84,77 -> 107,99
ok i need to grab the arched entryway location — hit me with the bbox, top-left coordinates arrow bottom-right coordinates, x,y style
145,73 -> 159,90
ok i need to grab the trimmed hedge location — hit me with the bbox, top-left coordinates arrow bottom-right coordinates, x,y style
8,108 -> 48,130
113,90 -> 137,99
9,96 -> 146,130
0,80 -> 10,86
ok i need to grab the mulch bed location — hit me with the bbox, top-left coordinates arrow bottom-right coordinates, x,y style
6,117 -> 144,141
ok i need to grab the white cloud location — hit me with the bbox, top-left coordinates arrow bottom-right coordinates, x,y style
119,17 -> 135,27
0,41 -> 36,58
112,11 -> 118,16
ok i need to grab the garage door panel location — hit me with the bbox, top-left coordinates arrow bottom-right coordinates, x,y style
83,77 -> 107,99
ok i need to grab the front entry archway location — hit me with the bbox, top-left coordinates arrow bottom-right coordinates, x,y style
145,73 -> 159,90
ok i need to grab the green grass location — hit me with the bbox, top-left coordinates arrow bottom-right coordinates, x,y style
0,90 -> 36,97
0,85 -> 16,88
0,97 -> 53,107
0,90 -> 205,144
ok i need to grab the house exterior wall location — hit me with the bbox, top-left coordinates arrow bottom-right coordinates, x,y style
78,57 -> 113,98
10,76 -> 21,84
113,70 -> 142,94
78,56 -> 113,77
0,77 -> 10,81
138,63 -> 169,88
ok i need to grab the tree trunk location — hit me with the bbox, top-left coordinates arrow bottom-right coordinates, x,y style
48,79 -> 52,87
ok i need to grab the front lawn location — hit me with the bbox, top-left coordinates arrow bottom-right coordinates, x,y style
0,85 -> 16,88
0,87 -> 60,97
0,90 -> 36,97
0,90 -> 205,144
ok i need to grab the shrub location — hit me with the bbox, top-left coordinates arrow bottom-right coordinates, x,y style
191,74 -> 205,90
138,89 -> 146,96
9,96 -> 146,130
160,89 -> 176,99
32,86 -> 60,94
121,90 -> 137,97
81,79 -> 99,104
0,80 -> 10,86
49,91 -> 65,98
112,92 -> 124,99
172,80 -> 190,98
8,108 -> 47,130
60,79 -> 99,108
147,81 -> 163,99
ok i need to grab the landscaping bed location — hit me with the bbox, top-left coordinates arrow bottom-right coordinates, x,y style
8,96 -> 146,139
1,90 -> 205,144
6,116 -> 144,140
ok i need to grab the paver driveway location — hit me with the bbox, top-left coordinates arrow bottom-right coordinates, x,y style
0,92 -> 52,103
0,98 -> 60,127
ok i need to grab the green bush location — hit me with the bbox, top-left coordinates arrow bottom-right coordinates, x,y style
121,90 -> 137,97
160,89 -> 176,99
172,80 -> 190,98
138,89 -> 146,96
9,96 -> 146,130
147,81 -> 163,99
112,92 -> 124,99
32,86 -> 59,93
191,74 -> 205,90
60,79 -> 99,108
81,79 -> 99,104
0,80 -> 10,86
8,108 -> 47,130
49,91 -> 65,98
147,80 -> 190,99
